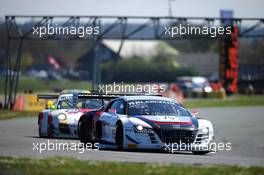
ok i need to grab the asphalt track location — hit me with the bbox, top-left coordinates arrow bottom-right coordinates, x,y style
0,106 -> 264,167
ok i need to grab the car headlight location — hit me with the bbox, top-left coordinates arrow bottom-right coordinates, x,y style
58,113 -> 67,121
136,125 -> 143,131
133,125 -> 154,133
204,86 -> 212,93
199,127 -> 209,135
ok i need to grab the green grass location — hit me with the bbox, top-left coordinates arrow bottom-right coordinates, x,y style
0,157 -> 263,175
0,76 -> 91,93
0,110 -> 37,120
184,95 -> 264,108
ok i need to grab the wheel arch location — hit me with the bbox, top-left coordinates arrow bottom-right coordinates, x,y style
197,118 -> 214,138
77,111 -> 95,138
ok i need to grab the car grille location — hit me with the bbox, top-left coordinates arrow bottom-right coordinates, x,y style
161,130 -> 196,144
59,124 -> 71,134
194,133 -> 209,144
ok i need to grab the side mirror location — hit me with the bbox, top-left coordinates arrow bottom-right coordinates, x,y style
190,110 -> 198,117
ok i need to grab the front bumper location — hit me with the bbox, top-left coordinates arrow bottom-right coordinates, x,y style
123,127 -> 213,152
51,123 -> 78,139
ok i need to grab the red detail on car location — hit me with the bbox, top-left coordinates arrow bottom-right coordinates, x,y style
95,111 -> 103,116
38,112 -> 44,124
79,108 -> 93,113
67,109 -> 93,114
109,108 -> 117,113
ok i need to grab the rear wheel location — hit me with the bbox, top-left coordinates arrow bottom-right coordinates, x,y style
115,122 -> 124,150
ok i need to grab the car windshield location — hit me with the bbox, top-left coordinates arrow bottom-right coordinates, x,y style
77,99 -> 104,109
127,100 -> 191,116
57,98 -> 103,110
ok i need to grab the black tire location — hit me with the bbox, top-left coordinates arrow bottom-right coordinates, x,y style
192,139 -> 215,155
95,121 -> 102,139
80,119 -> 89,143
80,118 -> 94,145
115,122 -> 124,150
38,114 -> 44,138
47,124 -> 53,138
192,151 -> 210,155
38,126 -> 43,138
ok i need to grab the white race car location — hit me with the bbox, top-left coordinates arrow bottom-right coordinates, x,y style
38,91 -> 108,139
79,95 -> 214,154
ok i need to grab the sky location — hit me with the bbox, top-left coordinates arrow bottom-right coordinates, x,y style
0,0 -> 263,19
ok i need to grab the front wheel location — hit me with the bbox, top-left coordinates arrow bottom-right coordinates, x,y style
80,118 -> 94,145
115,122 -> 124,150
192,151 -> 210,155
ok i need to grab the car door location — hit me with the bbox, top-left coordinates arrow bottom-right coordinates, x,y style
100,99 -> 126,142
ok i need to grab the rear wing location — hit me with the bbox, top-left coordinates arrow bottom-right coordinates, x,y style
89,91 -> 162,97
37,92 -> 162,101
37,94 -> 59,101
78,93 -> 162,99
37,93 -> 120,101
77,93 -> 120,99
